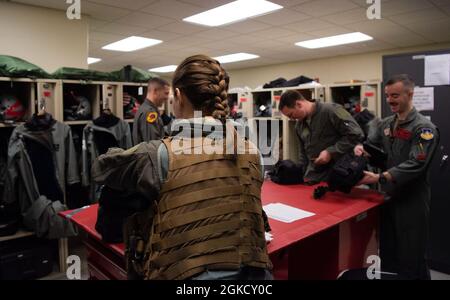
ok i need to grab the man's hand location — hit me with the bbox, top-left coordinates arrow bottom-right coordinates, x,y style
357,171 -> 379,185
354,144 -> 365,156
314,150 -> 332,165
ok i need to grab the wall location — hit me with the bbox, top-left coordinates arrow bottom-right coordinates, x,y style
227,43 -> 450,89
0,1 -> 88,73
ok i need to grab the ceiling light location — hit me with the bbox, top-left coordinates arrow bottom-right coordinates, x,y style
149,65 -> 178,73
87,57 -> 101,64
102,36 -> 162,52
183,0 -> 283,27
214,53 -> 259,64
295,32 -> 373,49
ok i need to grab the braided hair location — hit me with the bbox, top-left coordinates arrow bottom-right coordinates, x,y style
172,55 -> 230,122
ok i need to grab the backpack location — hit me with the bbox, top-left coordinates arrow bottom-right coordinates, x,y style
268,159 -> 304,185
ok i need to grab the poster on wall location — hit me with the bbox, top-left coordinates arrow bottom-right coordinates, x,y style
413,87 -> 434,112
425,54 -> 450,86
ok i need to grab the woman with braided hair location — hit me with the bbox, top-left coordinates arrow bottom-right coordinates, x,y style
93,55 -> 273,280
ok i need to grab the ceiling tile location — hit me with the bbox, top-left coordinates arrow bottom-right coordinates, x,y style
274,33 -> 316,44
88,18 -> 109,30
141,0 -> 204,19
256,9 -> 312,26
87,0 -> 157,10
292,0 -> 359,17
191,29 -> 239,41
156,21 -> 207,35
270,0 -> 312,7
13,0 -> 68,10
176,0 -> 232,9
307,26 -> 353,38
403,18 -> 450,43
251,27 -> 297,39
115,12 -> 174,29
388,7 -> 449,25
89,31 -> 127,42
282,18 -> 336,33
349,0 -> 391,8
222,20 -> 273,34
320,8 -> 369,25
95,23 -> 149,36
379,0 -> 434,17
82,1 -> 132,21
139,29 -> 182,41
429,0 -> 450,6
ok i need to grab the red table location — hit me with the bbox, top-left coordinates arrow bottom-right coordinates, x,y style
61,181 -> 383,280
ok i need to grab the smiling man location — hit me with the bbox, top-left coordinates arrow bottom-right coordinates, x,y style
355,74 -> 439,280
280,90 -> 363,184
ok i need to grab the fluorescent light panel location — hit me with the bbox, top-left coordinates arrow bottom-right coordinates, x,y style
87,57 -> 101,64
214,53 -> 259,64
102,36 -> 162,52
295,32 -> 373,49
183,0 -> 283,27
149,65 -> 178,73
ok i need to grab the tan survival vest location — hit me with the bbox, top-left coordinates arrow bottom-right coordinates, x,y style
144,136 -> 272,280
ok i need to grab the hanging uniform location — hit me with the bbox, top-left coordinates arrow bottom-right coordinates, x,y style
132,99 -> 165,145
82,113 -> 132,202
367,107 -> 439,279
2,113 -> 79,238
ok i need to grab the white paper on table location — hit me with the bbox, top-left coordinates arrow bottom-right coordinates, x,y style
263,203 -> 315,223
413,87 -> 434,112
425,54 -> 450,86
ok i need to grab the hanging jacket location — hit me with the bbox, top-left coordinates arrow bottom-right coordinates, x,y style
81,113 -> 132,202
2,113 -> 79,238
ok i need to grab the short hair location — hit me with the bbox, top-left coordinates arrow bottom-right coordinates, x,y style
148,77 -> 169,90
279,90 -> 305,110
386,74 -> 415,91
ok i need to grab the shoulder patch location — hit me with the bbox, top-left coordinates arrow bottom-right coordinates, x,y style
420,128 -> 434,141
146,111 -> 158,124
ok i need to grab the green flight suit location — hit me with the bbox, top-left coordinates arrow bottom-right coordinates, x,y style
132,99 -> 165,145
367,107 -> 439,279
295,102 -> 364,183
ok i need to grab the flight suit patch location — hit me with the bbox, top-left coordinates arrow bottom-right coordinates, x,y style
384,128 -> 390,136
417,142 -> 427,161
420,128 -> 434,141
146,112 -> 158,124
393,128 -> 412,140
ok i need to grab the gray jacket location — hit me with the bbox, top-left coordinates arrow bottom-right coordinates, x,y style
3,121 -> 79,238
82,120 -> 132,201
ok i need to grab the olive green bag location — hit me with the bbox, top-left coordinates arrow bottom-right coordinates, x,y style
0,55 -> 51,78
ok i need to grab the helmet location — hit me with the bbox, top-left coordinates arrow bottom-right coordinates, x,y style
0,95 -> 25,121
74,96 -> 92,120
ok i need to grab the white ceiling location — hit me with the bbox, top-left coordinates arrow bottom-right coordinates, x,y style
11,0 -> 450,72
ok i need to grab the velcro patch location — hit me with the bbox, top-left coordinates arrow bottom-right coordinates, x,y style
420,128 -> 434,141
146,112 -> 158,124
